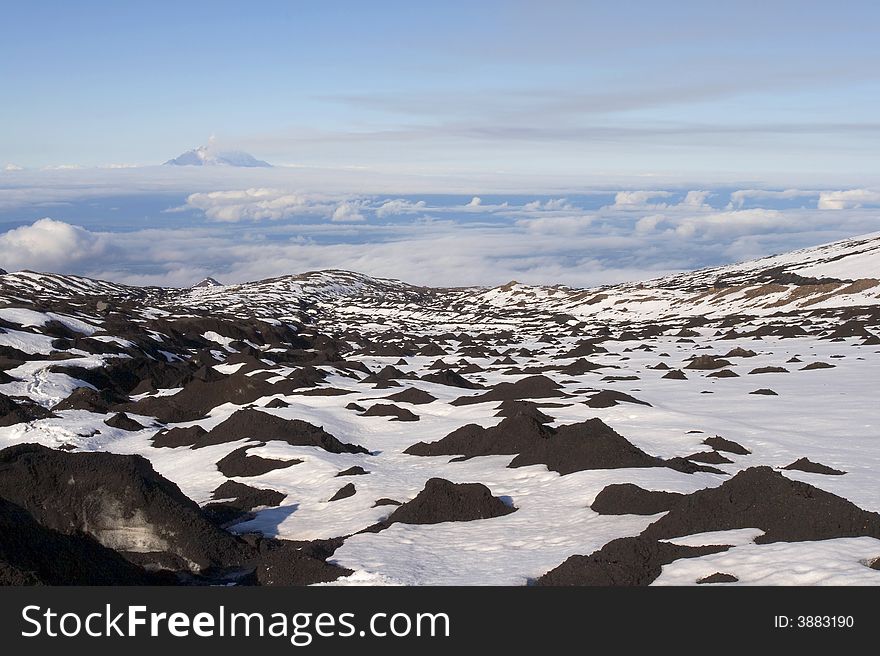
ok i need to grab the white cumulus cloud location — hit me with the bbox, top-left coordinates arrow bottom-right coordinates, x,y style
331,201 -> 366,222
0,218 -> 109,271
375,198 -> 427,218
610,190 -> 673,209
728,188 -> 818,208
679,190 -> 712,208
818,189 -> 880,210
183,188 -> 316,222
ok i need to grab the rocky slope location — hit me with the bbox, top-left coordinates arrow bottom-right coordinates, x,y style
1,231 -> 879,585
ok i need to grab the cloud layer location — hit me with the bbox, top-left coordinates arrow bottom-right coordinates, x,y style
2,183 -> 878,289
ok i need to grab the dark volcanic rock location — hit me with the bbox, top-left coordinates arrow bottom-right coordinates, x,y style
247,538 -> 352,586
50,358 -> 195,398
703,435 -> 751,455
104,412 -> 145,431
202,481 -> 287,525
641,466 -> 880,543
697,572 -> 739,584
783,458 -> 846,476
383,478 -> 515,525
0,443 -> 250,572
52,387 -> 124,413
362,365 -> 414,386
748,366 -> 789,374
152,425 -> 208,448
0,496 -> 162,585
450,375 -> 564,406
406,414 -> 700,476
210,480 -> 286,510
493,399 -> 554,423
0,446 -> 349,586
749,388 -> 778,395
328,483 -> 356,501
662,369 -> 687,380
195,409 -> 368,453
384,387 -> 437,405
0,393 -> 55,426
707,369 -> 739,378
373,498 -> 402,507
591,483 -> 684,515
336,466 -> 369,477
557,358 -> 605,375
534,537 -> 728,586
118,368 -> 324,423
559,341 -> 607,358
264,398 -> 290,408
216,444 -> 302,478
362,403 -> 420,422
685,451 -> 733,464
800,361 -> 836,370
724,348 -> 757,358
585,390 -> 651,408
685,355 -> 732,370
420,369 -> 483,389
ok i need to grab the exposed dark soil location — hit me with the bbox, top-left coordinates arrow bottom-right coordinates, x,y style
104,412 -> 145,431
783,458 -> 846,475
383,387 -> 437,404
585,390 -> 651,408
662,370 -> 687,380
216,444 -> 302,478
703,436 -> 751,455
380,478 -> 516,526
406,414 -> 717,475
337,466 -> 369,477
591,483 -> 684,515
0,393 -> 56,426
329,483 -> 356,501
748,366 -> 789,374
534,537 -> 728,586
362,403 -> 420,421
450,375 -> 565,406
686,356 -> 732,370
697,572 -> 739,584
641,466 -> 880,543
420,370 -> 483,389
0,496 -> 167,585
193,409 -> 368,453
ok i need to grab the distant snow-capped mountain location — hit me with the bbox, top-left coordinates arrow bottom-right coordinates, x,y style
164,142 -> 271,167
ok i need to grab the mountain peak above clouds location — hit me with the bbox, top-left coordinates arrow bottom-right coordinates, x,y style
164,138 -> 271,168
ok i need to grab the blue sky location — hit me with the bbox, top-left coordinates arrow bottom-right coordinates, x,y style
2,1 -> 879,178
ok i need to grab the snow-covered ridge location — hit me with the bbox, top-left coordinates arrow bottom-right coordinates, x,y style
1,231 -> 878,328
470,231 -> 880,322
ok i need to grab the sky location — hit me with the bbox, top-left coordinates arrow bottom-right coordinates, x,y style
1,0 -> 879,178
0,2 -> 878,288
